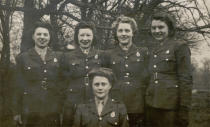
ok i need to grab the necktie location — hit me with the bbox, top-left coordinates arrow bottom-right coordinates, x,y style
97,101 -> 104,116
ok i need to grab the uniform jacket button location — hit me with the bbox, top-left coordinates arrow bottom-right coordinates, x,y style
125,64 -> 128,67
154,55 -> 157,58
126,82 -> 130,85
41,80 -> 47,84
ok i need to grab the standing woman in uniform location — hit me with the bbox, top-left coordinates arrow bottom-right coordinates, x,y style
62,21 -> 104,127
73,67 -> 129,127
13,22 -> 63,127
145,13 -> 192,127
105,15 -> 149,127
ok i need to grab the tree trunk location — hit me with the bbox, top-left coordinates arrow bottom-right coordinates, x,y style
0,7 -> 12,127
20,0 -> 41,52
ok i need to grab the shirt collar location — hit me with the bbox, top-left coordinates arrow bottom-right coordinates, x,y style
119,42 -> 132,52
34,46 -> 48,56
80,47 -> 91,55
95,96 -> 108,106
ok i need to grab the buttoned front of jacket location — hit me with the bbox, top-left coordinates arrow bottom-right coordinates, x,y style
105,44 -> 149,113
62,47 -> 104,106
15,48 -> 63,114
73,98 -> 129,127
146,39 -> 192,109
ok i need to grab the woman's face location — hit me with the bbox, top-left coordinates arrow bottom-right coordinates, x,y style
116,23 -> 133,46
92,76 -> 112,100
151,20 -> 169,41
78,28 -> 93,49
32,27 -> 50,49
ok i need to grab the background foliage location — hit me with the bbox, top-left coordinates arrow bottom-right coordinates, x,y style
1,0 -> 210,126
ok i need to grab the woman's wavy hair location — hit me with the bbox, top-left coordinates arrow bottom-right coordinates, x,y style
112,15 -> 138,43
74,21 -> 97,47
151,12 -> 176,38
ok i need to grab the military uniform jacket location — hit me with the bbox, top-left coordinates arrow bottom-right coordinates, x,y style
73,98 -> 129,127
61,47 -> 104,107
146,39 -> 192,110
104,44 -> 149,114
14,48 -> 63,114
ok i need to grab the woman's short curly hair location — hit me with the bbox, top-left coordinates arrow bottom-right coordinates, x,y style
151,12 -> 176,38
112,15 -> 138,43
88,67 -> 116,87
74,21 -> 97,47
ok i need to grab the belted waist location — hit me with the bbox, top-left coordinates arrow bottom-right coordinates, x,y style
117,75 -> 141,80
68,76 -> 90,86
151,72 -> 177,81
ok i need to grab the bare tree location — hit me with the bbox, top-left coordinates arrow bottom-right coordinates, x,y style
0,0 -> 20,126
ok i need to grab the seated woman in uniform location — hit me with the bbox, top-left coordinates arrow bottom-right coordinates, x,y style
73,67 -> 129,127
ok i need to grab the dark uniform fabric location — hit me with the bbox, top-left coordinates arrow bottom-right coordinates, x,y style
104,44 -> 149,126
146,106 -> 176,127
145,39 -> 192,127
15,48 -> 63,127
73,98 -> 129,127
61,47 -> 104,126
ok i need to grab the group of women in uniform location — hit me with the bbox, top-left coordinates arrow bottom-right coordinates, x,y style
13,12 -> 192,127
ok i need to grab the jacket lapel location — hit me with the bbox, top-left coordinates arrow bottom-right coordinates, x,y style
87,47 -> 98,59
100,98 -> 114,117
28,48 -> 43,64
115,46 -> 125,58
87,100 -> 98,116
127,44 -> 138,57
116,44 -> 137,57
45,48 -> 55,62
153,39 -> 171,54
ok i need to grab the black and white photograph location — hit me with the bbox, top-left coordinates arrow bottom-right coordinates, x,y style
0,0 -> 210,127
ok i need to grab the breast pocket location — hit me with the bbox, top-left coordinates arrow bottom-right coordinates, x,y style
107,112 -> 119,126
89,58 -> 101,68
68,61 -> 81,75
48,59 -> 60,68
23,65 -> 39,80
69,61 -> 80,69
94,58 -> 101,65
129,56 -> 146,72
158,53 -> 176,72
110,58 -> 122,70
